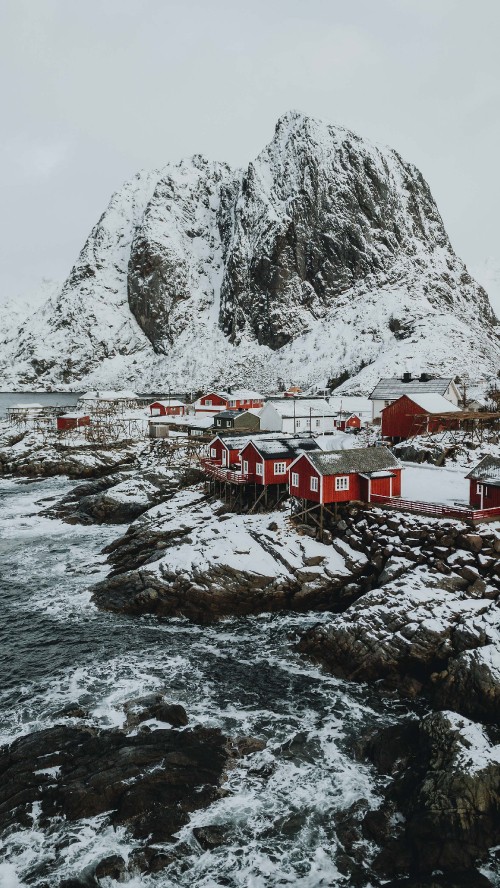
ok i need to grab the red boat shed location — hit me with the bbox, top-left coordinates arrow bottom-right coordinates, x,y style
57,413 -> 91,431
381,394 -> 462,443
240,436 -> 320,485
466,456 -> 500,510
288,446 -> 402,504
149,400 -> 186,417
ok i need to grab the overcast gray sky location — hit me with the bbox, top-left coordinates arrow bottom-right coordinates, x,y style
1,0 -> 499,304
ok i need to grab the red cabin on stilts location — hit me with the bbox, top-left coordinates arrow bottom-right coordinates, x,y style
288,446 -> 402,504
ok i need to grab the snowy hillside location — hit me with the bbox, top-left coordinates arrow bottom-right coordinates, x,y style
0,111 -> 498,392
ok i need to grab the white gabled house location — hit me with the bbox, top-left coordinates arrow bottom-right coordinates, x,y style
259,398 -> 337,435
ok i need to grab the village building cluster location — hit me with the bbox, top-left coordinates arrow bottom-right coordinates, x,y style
5,374 -> 500,518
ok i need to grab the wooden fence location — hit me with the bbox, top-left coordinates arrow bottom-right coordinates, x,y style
371,494 -> 500,523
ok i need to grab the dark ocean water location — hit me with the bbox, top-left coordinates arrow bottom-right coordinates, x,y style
0,476 -> 407,887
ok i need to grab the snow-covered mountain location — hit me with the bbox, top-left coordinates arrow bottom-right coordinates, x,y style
1,111 -> 498,392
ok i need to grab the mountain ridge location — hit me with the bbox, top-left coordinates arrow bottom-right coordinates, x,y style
0,111 -> 498,392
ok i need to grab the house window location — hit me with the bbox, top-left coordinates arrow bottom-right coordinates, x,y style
256,462 -> 263,476
243,460 -> 249,475
291,472 -> 299,487
315,419 -> 320,428
310,476 -> 319,492
477,483 -> 482,494
296,419 -> 301,429
216,420 -> 221,426
205,400 -> 212,406
210,448 -> 217,458
335,476 -> 349,491
274,462 -> 286,474
229,400 -> 236,407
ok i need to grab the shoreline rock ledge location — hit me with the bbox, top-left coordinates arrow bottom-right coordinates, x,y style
92,487 -> 370,622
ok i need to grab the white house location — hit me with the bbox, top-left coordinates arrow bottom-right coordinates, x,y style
369,375 -> 460,420
259,398 -> 336,435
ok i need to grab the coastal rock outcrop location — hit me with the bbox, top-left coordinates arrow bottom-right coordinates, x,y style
92,487 -> 369,621
0,429 -> 137,479
360,711 -> 500,881
0,701 -> 242,881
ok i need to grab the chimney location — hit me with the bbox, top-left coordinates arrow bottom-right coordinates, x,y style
402,372 -> 412,383
419,372 -> 430,382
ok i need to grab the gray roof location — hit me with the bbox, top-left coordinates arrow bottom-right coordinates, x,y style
248,436 -> 320,460
369,377 -> 454,400
303,446 -> 401,476
466,456 -> 500,486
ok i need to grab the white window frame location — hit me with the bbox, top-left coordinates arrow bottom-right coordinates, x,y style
315,419 -> 320,428
210,447 -> 217,458
274,461 -> 286,475
310,476 -> 319,492
229,400 -> 236,407
296,419 -> 301,429
205,399 -> 212,406
256,462 -> 263,476
243,460 -> 249,475
216,419 -> 221,426
335,476 -> 349,491
291,472 -> 299,487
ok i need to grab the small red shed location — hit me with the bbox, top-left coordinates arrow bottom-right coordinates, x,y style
334,413 -> 362,432
149,400 -> 186,417
381,394 -> 462,443
288,446 -> 402,504
57,413 -> 91,431
240,437 -> 320,485
466,456 -> 500,510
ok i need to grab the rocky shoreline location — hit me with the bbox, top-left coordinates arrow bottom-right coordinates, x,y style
0,694 -> 263,884
2,435 -> 500,885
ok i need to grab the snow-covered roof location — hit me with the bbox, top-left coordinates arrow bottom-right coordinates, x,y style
167,415 -> 213,428
227,389 -> 263,399
403,393 -> 462,414
149,399 -> 185,408
245,436 -> 320,460
302,446 -> 401,476
466,456 -> 500,486
264,398 -> 335,417
9,402 -> 44,409
213,410 -> 257,420
59,412 -> 89,418
369,378 -> 454,400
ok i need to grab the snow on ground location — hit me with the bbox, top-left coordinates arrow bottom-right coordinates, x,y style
141,487 -> 366,585
401,463 -> 470,506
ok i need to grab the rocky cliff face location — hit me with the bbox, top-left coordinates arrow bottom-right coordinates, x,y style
1,111 -> 498,391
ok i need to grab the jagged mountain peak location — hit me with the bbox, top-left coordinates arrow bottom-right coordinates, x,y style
0,113 -> 498,392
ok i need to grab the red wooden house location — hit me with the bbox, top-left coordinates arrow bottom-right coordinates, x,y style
194,390 -> 264,415
149,399 -> 186,417
381,394 -> 462,443
206,434 -> 250,469
239,437 -> 320,485
57,413 -> 91,431
466,456 -> 500,510
288,447 -> 402,504
333,412 -> 361,432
